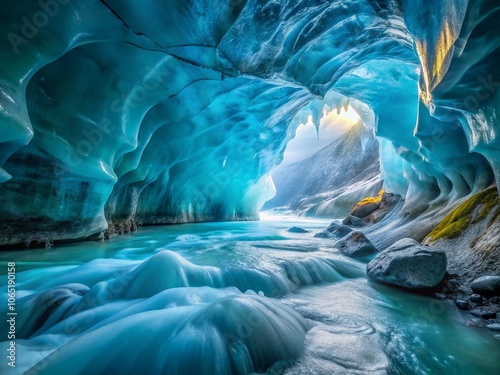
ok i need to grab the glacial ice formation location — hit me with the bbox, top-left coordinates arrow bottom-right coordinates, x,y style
0,247 -> 367,374
0,0 -> 499,245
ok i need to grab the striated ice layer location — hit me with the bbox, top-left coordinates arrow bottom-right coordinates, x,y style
0,0 -> 499,244
401,0 -> 500,186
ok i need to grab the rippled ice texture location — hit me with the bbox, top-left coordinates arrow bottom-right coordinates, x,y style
0,213 -> 499,374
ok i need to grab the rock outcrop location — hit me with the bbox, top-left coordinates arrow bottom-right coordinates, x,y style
336,231 -> 378,259
314,223 -> 353,239
367,238 -> 447,289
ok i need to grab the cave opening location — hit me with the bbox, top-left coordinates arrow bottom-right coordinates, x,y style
264,93 -> 382,220
280,104 -> 361,166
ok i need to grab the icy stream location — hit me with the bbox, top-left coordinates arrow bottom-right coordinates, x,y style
0,213 -> 498,375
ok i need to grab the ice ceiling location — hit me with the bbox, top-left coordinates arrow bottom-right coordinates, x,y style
0,0 -> 499,245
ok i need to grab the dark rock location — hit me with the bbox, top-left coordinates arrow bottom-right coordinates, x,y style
314,231 -> 331,239
469,294 -> 483,303
130,220 -> 138,232
377,192 -> 401,211
366,238 -> 448,289
365,192 -> 402,224
471,276 -> 500,297
351,202 -> 380,218
434,293 -> 447,300
487,323 -> 500,331
455,299 -> 470,310
342,215 -> 364,227
471,308 -> 497,320
336,231 -> 378,259
326,223 -> 353,237
314,223 -> 352,239
436,275 -> 460,294
86,231 -> 104,241
446,279 -> 460,293
287,226 -> 310,233
483,311 -> 497,320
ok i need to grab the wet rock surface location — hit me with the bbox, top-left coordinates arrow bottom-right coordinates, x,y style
351,202 -> 380,218
471,276 -> 500,297
367,238 -> 447,289
314,223 -> 353,239
335,231 -> 378,259
433,275 -> 500,329
342,215 -> 364,227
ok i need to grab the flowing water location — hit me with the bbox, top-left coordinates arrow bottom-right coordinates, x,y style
0,213 -> 499,375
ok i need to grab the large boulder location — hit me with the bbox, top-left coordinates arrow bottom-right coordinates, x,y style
336,231 -> 378,259
367,238 -> 447,289
342,215 -> 364,227
314,231 -> 332,239
471,276 -> 500,297
347,192 -> 402,224
351,202 -> 380,218
365,192 -> 401,223
314,223 -> 353,239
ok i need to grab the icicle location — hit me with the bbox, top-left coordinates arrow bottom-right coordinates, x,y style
341,97 -> 350,112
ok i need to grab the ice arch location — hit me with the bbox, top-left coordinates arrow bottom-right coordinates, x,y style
0,0 -> 498,245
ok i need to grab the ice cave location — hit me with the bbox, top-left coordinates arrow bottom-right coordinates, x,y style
1,0 -> 500,374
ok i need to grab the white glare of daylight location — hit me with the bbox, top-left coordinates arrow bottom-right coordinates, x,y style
282,105 -> 361,165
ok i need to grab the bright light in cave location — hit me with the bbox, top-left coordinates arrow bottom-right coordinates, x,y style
282,105 -> 361,165
325,105 -> 361,124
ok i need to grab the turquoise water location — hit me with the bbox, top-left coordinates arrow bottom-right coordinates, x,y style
0,213 -> 499,374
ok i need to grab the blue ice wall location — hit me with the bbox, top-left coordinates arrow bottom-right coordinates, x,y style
0,0 -> 498,244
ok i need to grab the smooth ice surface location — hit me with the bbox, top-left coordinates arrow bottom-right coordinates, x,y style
1,215 -> 499,374
1,0 -> 499,244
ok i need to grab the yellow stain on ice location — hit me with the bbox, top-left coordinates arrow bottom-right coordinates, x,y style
433,21 -> 454,83
416,21 -> 455,106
